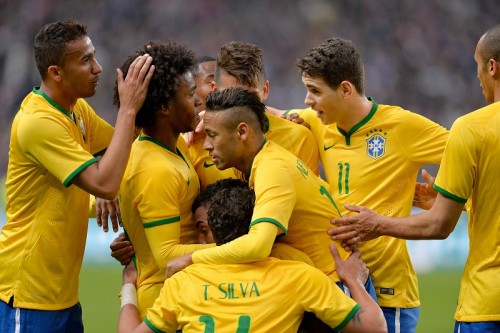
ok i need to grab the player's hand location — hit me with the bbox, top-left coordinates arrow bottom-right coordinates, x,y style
122,261 -> 138,285
165,253 -> 193,278
110,233 -> 135,266
280,112 -> 310,129
413,169 -> 437,210
328,204 -> 381,251
330,245 -> 369,286
117,54 -> 155,115
96,197 -> 121,232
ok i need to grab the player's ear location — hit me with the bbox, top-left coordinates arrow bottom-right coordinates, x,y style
340,80 -> 354,97
48,65 -> 62,82
236,122 -> 249,140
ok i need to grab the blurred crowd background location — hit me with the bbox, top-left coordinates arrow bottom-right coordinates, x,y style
0,0 -> 497,176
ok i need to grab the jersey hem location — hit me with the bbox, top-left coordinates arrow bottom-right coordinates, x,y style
63,158 -> 98,187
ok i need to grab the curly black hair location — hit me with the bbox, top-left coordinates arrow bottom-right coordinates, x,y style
34,20 -> 87,80
296,38 -> 365,94
191,178 -> 248,214
207,182 -> 255,246
113,41 -> 196,128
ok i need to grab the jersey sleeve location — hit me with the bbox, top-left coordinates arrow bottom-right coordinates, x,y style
139,165 -> 213,267
295,126 -> 320,176
250,157 -> 296,233
17,111 -> 96,186
294,264 -> 360,330
399,111 -> 448,164
145,275 -> 183,333
434,117 -> 475,203
191,222 -> 278,264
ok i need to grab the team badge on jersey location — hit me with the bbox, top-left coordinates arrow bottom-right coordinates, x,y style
366,131 -> 386,160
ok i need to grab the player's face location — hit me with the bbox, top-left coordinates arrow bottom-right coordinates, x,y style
193,205 -> 214,244
58,36 -> 102,99
203,111 -> 243,171
169,71 -> 201,133
301,73 -> 344,125
474,38 -> 495,104
194,61 -> 216,112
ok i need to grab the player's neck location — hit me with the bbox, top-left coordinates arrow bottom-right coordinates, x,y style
39,82 -> 77,113
338,96 -> 372,133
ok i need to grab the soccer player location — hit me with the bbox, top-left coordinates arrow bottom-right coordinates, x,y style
292,38 -> 449,333
193,56 -> 216,112
115,41 -> 214,318
0,20 -> 154,332
189,41 -> 320,189
167,88 -> 377,303
118,181 -> 387,333
330,24 -> 500,332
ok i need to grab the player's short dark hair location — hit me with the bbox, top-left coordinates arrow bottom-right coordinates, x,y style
113,41 -> 196,128
34,20 -> 87,80
191,178 -> 248,214
479,24 -> 500,65
205,87 -> 267,133
208,181 -> 255,245
296,38 -> 365,94
193,56 -> 216,76
215,41 -> 266,89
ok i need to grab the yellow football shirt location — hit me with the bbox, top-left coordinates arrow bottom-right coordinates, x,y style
434,101 -> 500,322
0,88 -> 113,310
119,134 -> 213,316
145,258 -> 359,332
289,100 -> 448,308
193,141 -> 349,281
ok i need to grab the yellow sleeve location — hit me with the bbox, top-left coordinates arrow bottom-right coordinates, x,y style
145,274 -> 183,333
144,222 -> 214,268
192,222 -> 278,264
296,126 -> 320,176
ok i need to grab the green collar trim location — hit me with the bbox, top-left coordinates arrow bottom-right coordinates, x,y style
337,97 -> 378,145
33,87 -> 73,120
138,134 -> 189,168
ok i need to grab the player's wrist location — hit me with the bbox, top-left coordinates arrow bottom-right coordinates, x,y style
120,283 -> 138,308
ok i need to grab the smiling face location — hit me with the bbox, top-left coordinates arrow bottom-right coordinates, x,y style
203,110 -> 243,171
301,73 -> 345,125
58,36 -> 102,99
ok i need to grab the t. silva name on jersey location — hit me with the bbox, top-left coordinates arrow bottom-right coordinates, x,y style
203,281 -> 261,301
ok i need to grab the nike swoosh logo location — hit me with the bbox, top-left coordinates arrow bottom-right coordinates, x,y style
323,144 -> 335,151
203,161 -> 215,168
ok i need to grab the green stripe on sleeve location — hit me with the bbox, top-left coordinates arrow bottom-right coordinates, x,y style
63,158 -> 98,187
333,304 -> 361,332
143,216 -> 181,229
433,184 -> 468,204
249,217 -> 287,235
144,317 -> 166,333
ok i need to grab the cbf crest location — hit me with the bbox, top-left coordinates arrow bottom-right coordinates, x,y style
366,129 -> 387,160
